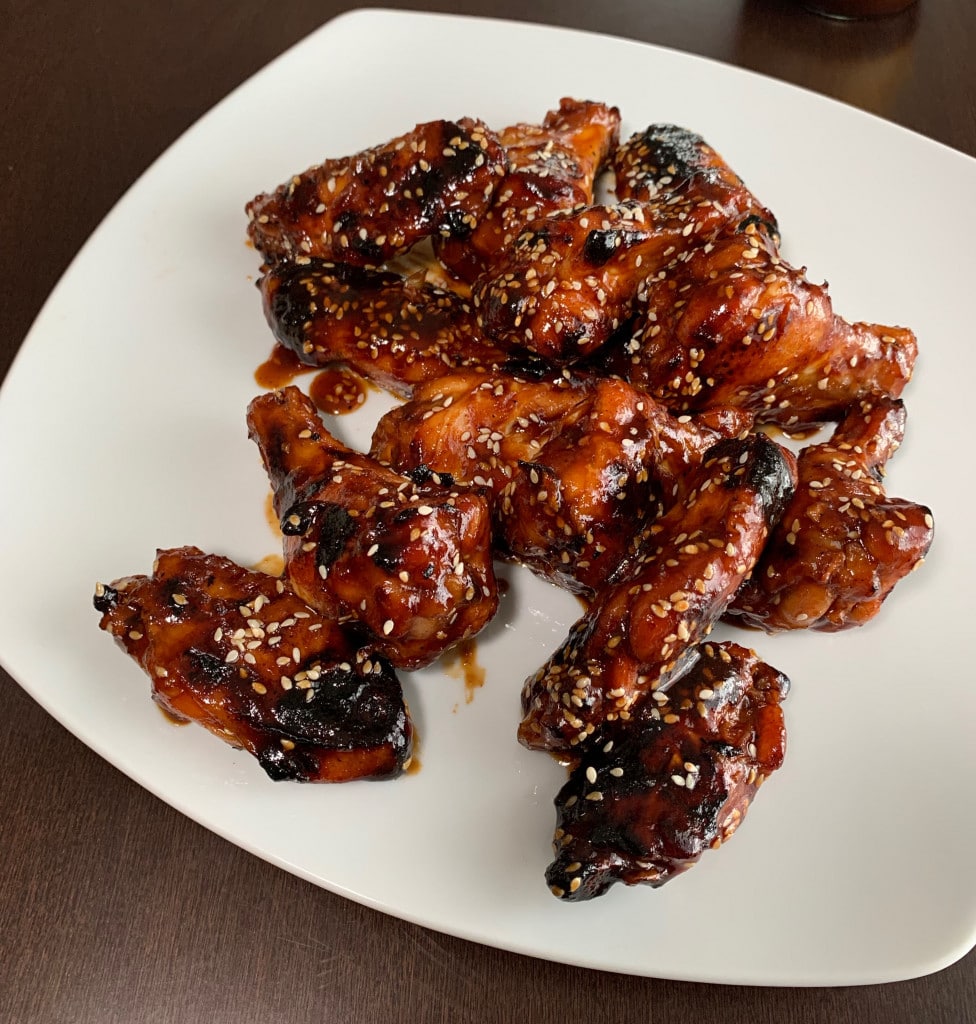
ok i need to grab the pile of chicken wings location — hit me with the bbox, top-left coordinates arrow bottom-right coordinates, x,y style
95,98 -> 933,901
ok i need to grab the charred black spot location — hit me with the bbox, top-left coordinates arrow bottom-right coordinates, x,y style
746,435 -> 795,523
347,233 -> 384,263
637,124 -> 709,185
500,354 -> 552,380
93,584 -> 120,614
315,503 -> 356,572
421,564 -> 435,579
257,743 -> 318,782
184,648 -> 236,689
582,229 -> 619,266
704,436 -> 793,523
440,206 -> 474,240
267,277 -> 311,348
371,544 -> 400,574
271,657 -> 402,748
737,212 -> 780,246
405,464 -> 455,489
280,500 -> 321,536
393,507 -> 421,525
561,323 -> 588,350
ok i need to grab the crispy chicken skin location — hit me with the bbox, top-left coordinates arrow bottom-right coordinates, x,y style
259,259 -> 509,397
729,397 -> 934,631
611,123 -> 779,247
247,387 -> 498,669
597,227 -> 918,429
371,367 -> 752,594
546,641 -> 789,900
518,434 -> 794,753
434,98 -> 621,283
471,123 -> 779,366
93,547 -> 413,782
472,200 -> 687,363
246,118 -> 507,265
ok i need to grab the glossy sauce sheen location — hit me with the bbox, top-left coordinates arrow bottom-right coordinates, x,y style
443,639 -> 486,702
255,343 -> 316,389
309,366 -> 371,415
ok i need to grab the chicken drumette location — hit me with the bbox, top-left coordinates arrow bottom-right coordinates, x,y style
472,200 -> 689,363
371,367 -> 752,594
94,547 -> 413,782
246,118 -> 507,266
546,640 -> 789,900
248,387 -> 498,669
729,396 -> 934,631
259,259 -> 509,397
471,123 -> 780,366
519,434 -> 794,753
596,226 -> 918,430
611,123 -> 779,248
434,98 -> 621,284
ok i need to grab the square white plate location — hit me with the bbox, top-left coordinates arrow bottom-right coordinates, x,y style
1,8 -> 974,986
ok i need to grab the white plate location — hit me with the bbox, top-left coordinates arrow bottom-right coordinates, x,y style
1,9 -> 974,987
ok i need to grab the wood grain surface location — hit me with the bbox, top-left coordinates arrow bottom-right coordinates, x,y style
2,2 -> 974,1021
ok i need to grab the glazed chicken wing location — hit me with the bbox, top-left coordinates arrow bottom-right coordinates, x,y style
434,98 -> 621,283
518,434 -> 794,753
472,200 -> 687,363
94,547 -> 413,782
472,123 -> 781,366
247,387 -> 498,669
729,396 -> 934,631
611,123 -> 779,248
546,641 -> 789,900
597,227 -> 918,429
371,367 -> 752,594
246,118 -> 507,265
259,258 -> 509,397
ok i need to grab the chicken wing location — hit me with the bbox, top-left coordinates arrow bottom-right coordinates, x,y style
246,118 -> 507,265
518,434 -> 794,753
471,200 -> 686,363
434,98 -> 621,283
546,640 -> 789,900
597,227 -> 918,429
94,547 -> 413,782
247,387 -> 498,669
729,396 -> 934,631
259,258 -> 509,397
611,123 -> 779,248
370,367 -> 752,594
471,123 -> 781,366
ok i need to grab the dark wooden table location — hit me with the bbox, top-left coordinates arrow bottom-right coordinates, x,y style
2,2 -> 973,1021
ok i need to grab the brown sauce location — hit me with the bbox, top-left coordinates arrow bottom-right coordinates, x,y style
443,638 -> 486,703
405,732 -> 422,775
309,366 -> 371,415
157,704 -> 189,726
254,343 -> 316,389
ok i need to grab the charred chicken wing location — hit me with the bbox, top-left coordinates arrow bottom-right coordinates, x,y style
247,387 -> 498,669
434,98 -> 621,283
546,640 -> 789,900
611,123 -> 779,247
518,434 -> 794,753
94,547 -> 413,782
472,200 -> 688,363
729,396 -> 934,631
246,118 -> 507,266
371,367 -> 752,594
259,259 -> 509,397
598,227 -> 918,429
